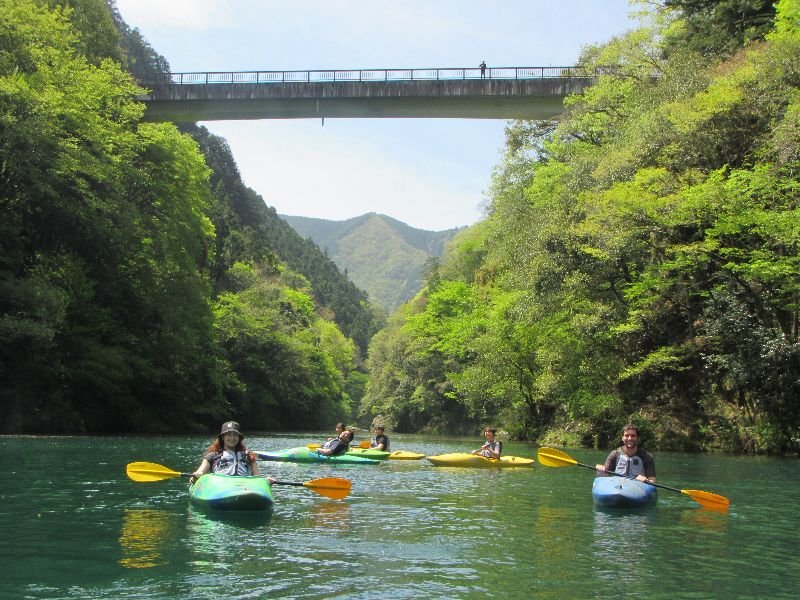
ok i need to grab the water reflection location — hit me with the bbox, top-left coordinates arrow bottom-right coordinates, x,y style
306,499 -> 351,530
591,508 -> 657,582
680,506 -> 729,534
118,509 -> 174,569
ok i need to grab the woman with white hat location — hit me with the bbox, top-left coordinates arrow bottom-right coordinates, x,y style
189,421 -> 268,483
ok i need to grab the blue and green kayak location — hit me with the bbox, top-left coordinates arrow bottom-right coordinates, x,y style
255,447 -> 380,465
189,473 -> 274,511
592,476 -> 657,508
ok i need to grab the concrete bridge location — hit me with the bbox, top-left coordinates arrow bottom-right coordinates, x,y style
135,66 -> 610,122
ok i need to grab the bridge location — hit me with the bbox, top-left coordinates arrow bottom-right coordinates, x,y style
135,65 -> 611,122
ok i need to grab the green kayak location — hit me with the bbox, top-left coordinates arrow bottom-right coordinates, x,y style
344,448 -> 391,460
189,473 -> 274,511
345,448 -> 426,460
255,447 -> 380,465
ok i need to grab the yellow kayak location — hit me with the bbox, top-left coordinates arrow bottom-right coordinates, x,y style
387,450 -> 425,460
427,453 -> 535,468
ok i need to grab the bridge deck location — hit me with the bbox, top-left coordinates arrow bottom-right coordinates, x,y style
136,66 -> 607,121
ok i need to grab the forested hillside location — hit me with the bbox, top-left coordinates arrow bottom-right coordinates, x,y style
0,0 -> 383,434
361,0 -> 800,454
282,213 -> 461,311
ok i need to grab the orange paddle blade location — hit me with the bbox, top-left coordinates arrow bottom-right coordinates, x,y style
303,477 -> 352,500
682,489 -> 730,511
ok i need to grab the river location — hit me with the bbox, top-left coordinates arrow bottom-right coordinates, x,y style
2,433 -> 798,599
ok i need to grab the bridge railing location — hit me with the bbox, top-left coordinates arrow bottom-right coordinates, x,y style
135,66 -> 617,86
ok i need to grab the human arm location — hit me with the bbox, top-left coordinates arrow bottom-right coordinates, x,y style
316,439 -> 345,456
472,440 -> 501,458
638,453 -> 656,483
596,451 -> 617,476
189,458 -> 211,484
248,454 -> 275,482
484,441 -> 501,459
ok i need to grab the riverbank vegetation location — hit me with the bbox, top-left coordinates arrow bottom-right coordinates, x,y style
1,0 -> 383,434
361,0 -> 800,454
2,1 -> 797,454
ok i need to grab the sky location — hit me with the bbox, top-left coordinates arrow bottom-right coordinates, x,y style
114,0 -> 638,231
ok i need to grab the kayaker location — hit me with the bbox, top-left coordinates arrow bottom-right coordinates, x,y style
316,429 -> 354,456
595,423 -> 656,483
471,427 -> 502,459
189,421 -> 273,484
371,425 -> 390,451
327,422 -> 347,443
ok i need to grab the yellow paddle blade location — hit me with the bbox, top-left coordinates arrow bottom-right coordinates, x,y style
537,447 -> 578,468
126,462 -> 185,482
358,440 -> 371,449
682,489 -> 730,511
307,443 -> 321,450
303,477 -> 352,500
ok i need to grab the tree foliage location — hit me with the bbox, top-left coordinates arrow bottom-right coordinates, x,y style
1,0 -> 378,434
362,0 -> 800,453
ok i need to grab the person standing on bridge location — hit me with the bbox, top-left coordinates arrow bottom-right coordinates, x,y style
479,61 -> 487,79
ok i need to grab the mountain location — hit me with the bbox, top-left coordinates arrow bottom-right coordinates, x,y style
281,213 -> 463,311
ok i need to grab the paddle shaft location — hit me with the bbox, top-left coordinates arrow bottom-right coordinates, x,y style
565,455 -> 691,496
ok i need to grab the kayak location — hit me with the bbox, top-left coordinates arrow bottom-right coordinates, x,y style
387,450 -> 425,460
189,473 -> 273,511
344,448 -> 391,460
255,447 -> 380,465
335,448 -> 425,460
427,453 -> 535,468
592,476 -> 657,508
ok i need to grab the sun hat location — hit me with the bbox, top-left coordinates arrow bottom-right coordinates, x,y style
219,421 -> 243,439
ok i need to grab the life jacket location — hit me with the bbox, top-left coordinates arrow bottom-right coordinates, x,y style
612,451 -> 646,478
479,440 -> 502,458
208,449 -> 254,476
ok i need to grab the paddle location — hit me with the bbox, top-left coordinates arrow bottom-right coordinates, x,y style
537,447 -> 730,511
125,462 -> 352,500
308,440 -> 372,450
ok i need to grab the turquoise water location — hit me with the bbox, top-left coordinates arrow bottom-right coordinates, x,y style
2,434 -> 798,599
